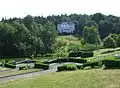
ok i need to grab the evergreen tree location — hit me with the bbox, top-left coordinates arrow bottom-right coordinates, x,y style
103,36 -> 116,48
83,26 -> 101,44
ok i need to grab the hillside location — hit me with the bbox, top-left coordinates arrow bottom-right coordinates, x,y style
0,69 -> 120,88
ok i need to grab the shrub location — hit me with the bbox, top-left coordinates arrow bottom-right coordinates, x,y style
34,62 -> 49,70
57,64 -> 80,71
66,64 -> 78,71
103,60 -> 120,69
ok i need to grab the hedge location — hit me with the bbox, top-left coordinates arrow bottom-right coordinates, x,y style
69,51 -> 82,57
34,62 -> 49,70
81,51 -> 94,58
19,66 -> 27,70
57,64 -> 82,71
103,60 -> 120,69
44,58 -> 87,64
81,60 -> 103,69
68,51 -> 94,58
57,65 -> 66,71
4,63 -> 16,69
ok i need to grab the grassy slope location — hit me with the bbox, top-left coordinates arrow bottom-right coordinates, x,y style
56,35 -> 81,45
1,69 -> 120,88
94,47 -> 120,56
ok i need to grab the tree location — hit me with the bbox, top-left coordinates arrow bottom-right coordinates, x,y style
103,36 -> 116,48
117,34 -> 120,47
41,21 -> 57,53
109,33 -> 118,42
91,13 -> 105,23
23,15 -> 34,30
83,26 -> 101,44
0,22 -> 17,56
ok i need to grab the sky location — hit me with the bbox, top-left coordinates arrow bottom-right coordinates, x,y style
0,0 -> 120,19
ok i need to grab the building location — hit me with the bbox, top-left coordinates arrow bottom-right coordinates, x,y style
57,22 -> 75,34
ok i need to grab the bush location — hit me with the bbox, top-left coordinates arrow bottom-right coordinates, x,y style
57,64 -> 81,71
66,64 -> 78,71
103,60 -> 120,69
34,62 -> 49,70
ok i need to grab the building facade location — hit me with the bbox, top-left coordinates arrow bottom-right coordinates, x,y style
57,22 -> 75,34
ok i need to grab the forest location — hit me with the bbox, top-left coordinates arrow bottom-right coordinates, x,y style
0,13 -> 120,57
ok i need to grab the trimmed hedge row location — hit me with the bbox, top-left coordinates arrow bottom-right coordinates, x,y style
103,60 -> 120,69
68,51 -> 94,58
82,61 -> 103,69
34,62 -> 49,70
57,60 -> 104,71
4,63 -> 16,69
44,58 -> 87,64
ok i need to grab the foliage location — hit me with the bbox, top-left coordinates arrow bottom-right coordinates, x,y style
4,63 -> 16,69
66,64 -> 78,70
82,60 -> 103,69
1,13 -> 120,57
44,58 -> 87,64
34,62 -> 49,70
83,26 -> 101,44
103,60 -> 120,69
103,36 -> 116,48
109,34 -> 118,42
68,51 -> 94,58
0,17 -> 57,57
57,64 -> 78,71
54,46 -> 68,57
117,34 -> 120,47
41,21 -> 57,53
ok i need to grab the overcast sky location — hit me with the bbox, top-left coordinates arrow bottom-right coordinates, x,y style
0,0 -> 120,19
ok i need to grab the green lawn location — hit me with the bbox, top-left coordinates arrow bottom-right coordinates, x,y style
94,47 -> 120,56
85,48 -> 120,62
1,69 -> 120,88
57,35 -> 81,45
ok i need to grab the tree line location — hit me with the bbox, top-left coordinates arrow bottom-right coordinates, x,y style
1,13 -> 120,57
2,13 -> 120,38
